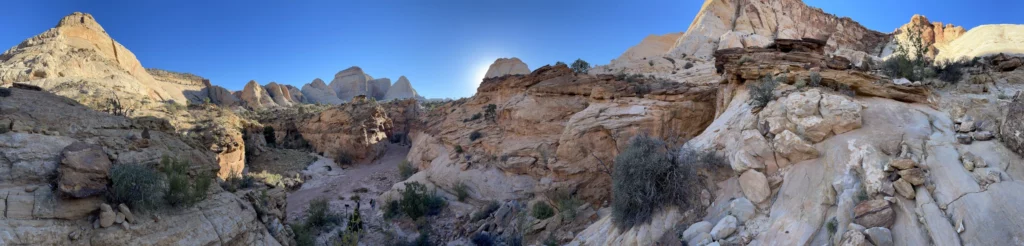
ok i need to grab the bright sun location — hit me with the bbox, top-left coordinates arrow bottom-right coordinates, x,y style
467,60 -> 491,95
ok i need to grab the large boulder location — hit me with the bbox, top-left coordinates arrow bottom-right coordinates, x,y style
485,57 -> 530,78
1001,94 -> 1024,156
773,130 -> 819,163
853,199 -> 895,228
57,142 -> 112,198
301,78 -> 344,105
384,76 -> 419,101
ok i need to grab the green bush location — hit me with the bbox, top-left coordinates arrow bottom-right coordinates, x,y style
161,155 -> 212,207
108,164 -> 163,211
305,198 -> 343,229
334,150 -> 354,165
222,174 -> 256,192
454,145 -> 464,154
555,61 -> 566,66
749,75 -> 779,108
291,223 -> 315,246
571,59 -> 590,74
611,135 -> 708,229
398,160 -> 417,180
398,182 -> 446,220
469,130 -> 483,141
554,193 -> 583,221
883,28 -> 933,81
383,200 -> 401,219
453,181 -> 470,202
937,57 -> 970,83
532,202 -> 555,220
809,71 -> 822,87
683,62 -> 693,69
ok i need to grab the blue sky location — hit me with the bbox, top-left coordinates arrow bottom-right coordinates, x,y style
1,1 -> 1021,99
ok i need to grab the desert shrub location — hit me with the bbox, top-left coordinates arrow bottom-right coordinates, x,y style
809,71 -> 822,87
571,58 -> 590,74
383,200 -> 401,219
454,145 -> 464,154
677,146 -> 729,171
305,198 -> 343,229
472,232 -> 496,246
0,88 -> 10,97
222,174 -> 256,192
611,135 -> 706,229
108,164 -> 163,211
471,201 -> 501,222
883,28 -> 933,81
826,217 -> 838,235
738,55 -> 753,65
749,75 -> 779,108
398,160 -> 417,180
291,223 -> 315,246
483,104 -> 497,120
336,231 -> 360,246
453,181 -> 470,202
161,155 -> 212,207
250,170 -> 285,187
649,60 -> 654,66
398,182 -> 447,220
353,187 -> 369,193
663,57 -> 676,65
835,83 -> 856,97
334,150 -> 354,165
554,193 -> 583,221
469,130 -> 483,141
684,62 -> 693,69
164,101 -> 186,115
105,96 -> 135,117
532,202 -> 555,220
346,203 -> 364,233
555,61 -> 566,66
937,57 -> 970,83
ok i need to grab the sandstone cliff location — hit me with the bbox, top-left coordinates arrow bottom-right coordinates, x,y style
0,12 -> 203,106
239,80 -> 278,108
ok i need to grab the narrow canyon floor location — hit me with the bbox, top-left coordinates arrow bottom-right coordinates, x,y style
285,143 -> 410,239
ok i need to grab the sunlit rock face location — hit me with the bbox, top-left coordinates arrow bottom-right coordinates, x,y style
329,66 -> 374,101
485,57 -> 530,78
301,78 -> 344,105
384,76 -> 419,100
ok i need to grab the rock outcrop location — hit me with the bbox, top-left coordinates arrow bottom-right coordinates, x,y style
0,88 -> 278,245
370,78 -> 392,100
670,0 -> 890,60
0,12 -> 204,107
264,82 -> 295,107
238,80 -> 278,108
301,78 -> 344,105
383,76 -> 419,100
484,57 -> 531,78
57,142 -> 112,198
298,96 -> 392,162
891,14 -> 967,60
613,33 -> 685,63
384,64 -> 718,210
206,85 -> 240,107
329,66 -> 374,101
